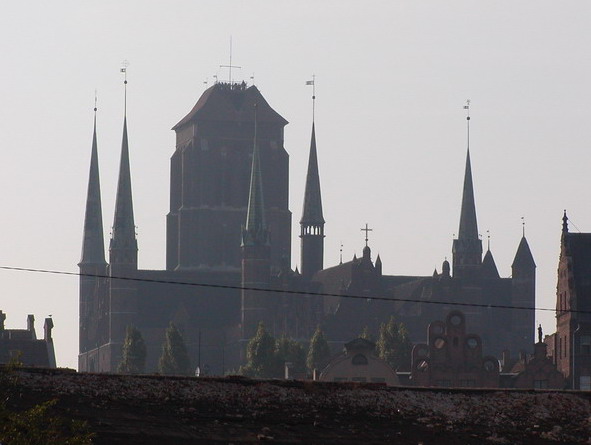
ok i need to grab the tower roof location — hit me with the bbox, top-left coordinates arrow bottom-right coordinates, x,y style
173,83 -> 288,130
300,123 -> 325,225
110,117 -> 138,254
458,149 -> 479,240
512,236 -> 536,270
482,249 -> 500,278
80,111 -> 106,266
242,105 -> 269,247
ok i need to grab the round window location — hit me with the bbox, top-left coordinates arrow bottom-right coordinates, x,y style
450,314 -> 462,326
467,338 -> 478,349
483,360 -> 497,372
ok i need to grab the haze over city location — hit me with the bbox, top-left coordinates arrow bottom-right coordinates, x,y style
1,1 -> 591,369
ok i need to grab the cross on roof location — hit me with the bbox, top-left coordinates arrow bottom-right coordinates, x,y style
361,223 -> 372,247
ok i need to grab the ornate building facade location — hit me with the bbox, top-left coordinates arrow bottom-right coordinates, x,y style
78,81 -> 535,374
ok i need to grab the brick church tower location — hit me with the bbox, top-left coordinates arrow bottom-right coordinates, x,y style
166,82 -> 291,271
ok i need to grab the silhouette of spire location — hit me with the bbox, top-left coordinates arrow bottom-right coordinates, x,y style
512,235 -> 536,270
242,103 -> 269,247
300,123 -> 325,226
458,149 -> 479,240
482,249 -> 500,278
110,77 -> 137,266
80,104 -> 106,266
562,210 -> 569,234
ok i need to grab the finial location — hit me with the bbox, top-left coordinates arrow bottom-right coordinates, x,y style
339,242 -> 343,265
538,324 -> 543,343
120,60 -> 129,116
463,99 -> 471,151
562,210 -> 568,233
487,229 -> 490,251
219,36 -> 241,83
203,78 -> 208,87
250,73 -> 255,84
306,75 -> 316,122
360,223 -> 373,247
94,89 -> 97,113
521,216 -> 525,237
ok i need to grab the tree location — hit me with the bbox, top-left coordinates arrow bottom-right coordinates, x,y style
275,335 -> 306,376
306,326 -> 331,373
376,316 -> 413,371
158,322 -> 192,375
242,322 -> 276,378
117,325 -> 147,374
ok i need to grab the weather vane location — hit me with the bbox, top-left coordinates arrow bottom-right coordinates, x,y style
306,75 -> 316,121
219,36 -> 241,83
463,99 -> 471,150
120,60 -> 129,114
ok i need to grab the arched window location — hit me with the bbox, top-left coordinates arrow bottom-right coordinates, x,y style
352,354 -> 368,365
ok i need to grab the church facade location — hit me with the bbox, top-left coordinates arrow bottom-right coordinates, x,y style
78,81 -> 535,374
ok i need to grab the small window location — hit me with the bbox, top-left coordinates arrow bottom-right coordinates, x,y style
459,379 -> 476,387
450,314 -> 462,326
483,360 -> 497,373
352,354 -> 368,365
435,379 -> 452,387
351,377 -> 367,383
466,338 -> 478,349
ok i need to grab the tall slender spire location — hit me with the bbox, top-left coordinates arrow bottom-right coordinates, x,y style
300,81 -> 325,279
242,103 -> 269,247
80,102 -> 106,266
458,149 -> 479,240
452,100 -> 482,278
109,74 -> 138,267
300,123 -> 325,226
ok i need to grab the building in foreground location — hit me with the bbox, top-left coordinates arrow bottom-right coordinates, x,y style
0,311 -> 55,367
79,80 -> 535,374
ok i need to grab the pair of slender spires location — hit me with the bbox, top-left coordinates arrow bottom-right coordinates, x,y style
80,82 -> 137,267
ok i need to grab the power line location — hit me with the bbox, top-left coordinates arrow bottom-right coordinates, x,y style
0,265 -> 583,315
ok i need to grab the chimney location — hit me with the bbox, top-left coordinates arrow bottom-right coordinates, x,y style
44,317 -> 54,341
27,314 -> 36,339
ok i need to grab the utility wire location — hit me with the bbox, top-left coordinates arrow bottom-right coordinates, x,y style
0,265 -> 584,315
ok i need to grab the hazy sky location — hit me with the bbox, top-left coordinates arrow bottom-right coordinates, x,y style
1,2 -> 590,369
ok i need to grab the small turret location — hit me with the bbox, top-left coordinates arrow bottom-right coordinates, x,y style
482,249 -> 500,279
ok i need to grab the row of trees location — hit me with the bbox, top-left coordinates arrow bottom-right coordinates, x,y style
117,315 -> 413,377
117,322 -> 192,376
240,323 -> 331,378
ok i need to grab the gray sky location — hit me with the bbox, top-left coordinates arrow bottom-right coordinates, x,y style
1,1 -> 590,369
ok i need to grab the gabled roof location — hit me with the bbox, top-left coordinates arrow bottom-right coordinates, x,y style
173,83 -> 288,130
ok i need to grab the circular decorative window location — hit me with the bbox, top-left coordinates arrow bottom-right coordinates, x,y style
466,338 -> 478,349
450,314 -> 462,326
434,337 -> 446,349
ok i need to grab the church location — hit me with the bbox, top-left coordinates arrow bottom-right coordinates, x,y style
78,80 -> 535,374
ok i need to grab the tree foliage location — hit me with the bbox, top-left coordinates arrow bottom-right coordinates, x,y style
241,322 -> 276,378
117,325 -> 147,374
275,335 -> 306,376
0,399 -> 94,445
306,326 -> 331,373
376,316 -> 413,371
158,322 -> 192,376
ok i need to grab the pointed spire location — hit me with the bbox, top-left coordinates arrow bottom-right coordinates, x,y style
562,210 -> 569,234
242,102 -> 269,247
80,103 -> 106,266
110,79 -> 137,267
300,123 -> 325,226
482,249 -> 500,278
458,149 -> 479,240
512,235 -> 536,270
